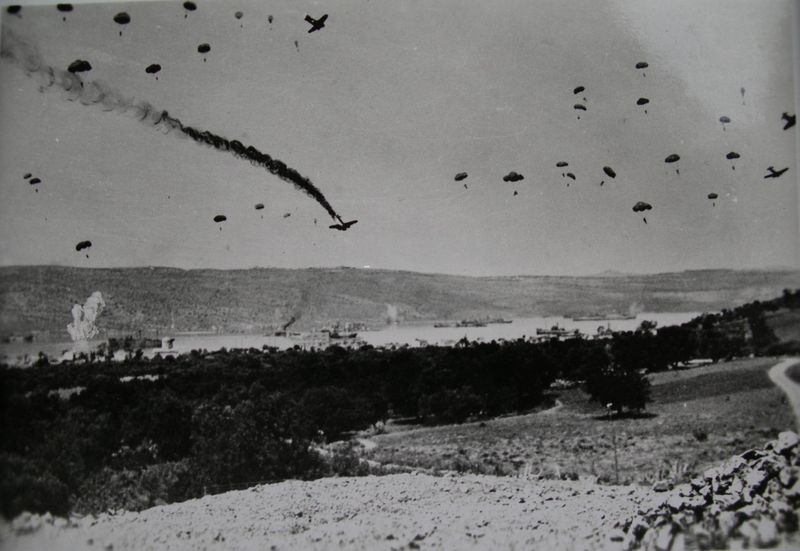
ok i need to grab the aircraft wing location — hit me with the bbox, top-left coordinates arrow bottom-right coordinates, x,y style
305,15 -> 315,24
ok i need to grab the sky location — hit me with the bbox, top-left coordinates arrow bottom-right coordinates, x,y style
0,0 -> 797,276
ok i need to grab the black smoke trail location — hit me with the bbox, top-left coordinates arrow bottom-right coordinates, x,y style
1,27 -> 344,222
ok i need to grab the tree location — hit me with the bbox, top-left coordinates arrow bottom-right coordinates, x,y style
585,338 -> 652,415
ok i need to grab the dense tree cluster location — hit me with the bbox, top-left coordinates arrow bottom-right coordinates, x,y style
0,340 -> 557,517
1,289 -> 796,518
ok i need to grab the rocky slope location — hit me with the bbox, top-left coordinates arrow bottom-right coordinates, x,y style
4,433 -> 800,550
618,431 -> 800,550
0,474 -> 661,551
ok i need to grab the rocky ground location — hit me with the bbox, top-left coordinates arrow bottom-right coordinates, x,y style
5,433 -> 800,550
0,473 -> 665,551
617,430 -> 800,550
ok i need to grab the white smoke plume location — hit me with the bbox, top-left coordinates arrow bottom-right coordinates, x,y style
628,301 -> 644,317
385,304 -> 400,325
67,291 -> 106,342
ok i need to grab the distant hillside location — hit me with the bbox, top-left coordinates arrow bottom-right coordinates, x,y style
1,266 -> 799,340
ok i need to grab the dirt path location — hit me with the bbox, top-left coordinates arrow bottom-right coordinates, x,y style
541,398 -> 564,415
768,357 -> 800,430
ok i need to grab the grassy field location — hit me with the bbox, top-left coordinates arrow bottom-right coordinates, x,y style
765,309 -> 800,343
365,357 -> 794,486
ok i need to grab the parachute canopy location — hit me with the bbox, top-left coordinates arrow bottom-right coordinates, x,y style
56,4 -> 73,12
29,177 -> 41,185
255,203 -> 265,210
726,152 -> 740,160
664,154 -> 680,163
503,171 -> 524,182
635,62 -> 648,69
6,5 -> 21,14
636,97 -> 649,106
719,116 -> 731,124
454,172 -> 468,181
183,1 -> 197,10
113,12 -> 131,25
235,11 -> 243,19
283,212 -> 291,218
68,59 -> 92,73
23,173 -> 31,179
707,193 -> 718,200
213,214 -> 227,223
556,161 -> 568,167
75,240 -> 92,251
573,104 -> 587,111
603,166 -> 616,178
197,43 -> 211,54
573,86 -> 585,95
632,201 -> 652,212
268,15 -> 274,23
566,172 -> 576,180
145,63 -> 161,74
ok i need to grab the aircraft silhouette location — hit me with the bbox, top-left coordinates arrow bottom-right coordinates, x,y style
305,14 -> 328,33
783,112 -> 796,131
764,166 -> 789,179
329,218 -> 358,231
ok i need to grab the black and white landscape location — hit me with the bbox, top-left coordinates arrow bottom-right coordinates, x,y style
1,1 -> 799,549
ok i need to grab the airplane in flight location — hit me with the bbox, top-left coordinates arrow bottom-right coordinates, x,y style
764,166 -> 789,179
783,112 -> 796,131
305,14 -> 328,33
329,218 -> 358,231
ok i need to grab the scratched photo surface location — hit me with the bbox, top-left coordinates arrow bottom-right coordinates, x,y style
0,1 -> 799,550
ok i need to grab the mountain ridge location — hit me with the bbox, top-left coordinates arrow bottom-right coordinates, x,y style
2,266 -> 799,340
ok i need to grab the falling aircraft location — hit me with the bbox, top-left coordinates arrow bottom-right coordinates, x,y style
764,166 -> 789,179
305,14 -> 328,33
783,112 -> 796,131
330,219 -> 358,231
